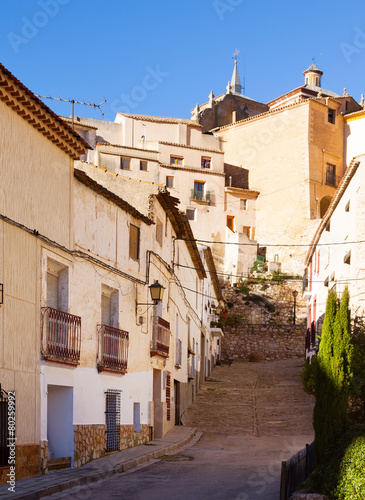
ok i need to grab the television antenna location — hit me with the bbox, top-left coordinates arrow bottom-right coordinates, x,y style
36,95 -> 106,128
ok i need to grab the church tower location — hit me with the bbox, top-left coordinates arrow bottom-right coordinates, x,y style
230,59 -> 242,94
303,63 -> 323,87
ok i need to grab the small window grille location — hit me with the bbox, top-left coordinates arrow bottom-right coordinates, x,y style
105,390 -> 121,451
0,284 -> 3,305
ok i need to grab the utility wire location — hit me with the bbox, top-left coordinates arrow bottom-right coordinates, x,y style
176,236 -> 365,248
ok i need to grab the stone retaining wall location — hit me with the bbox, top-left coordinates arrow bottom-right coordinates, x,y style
221,282 -> 307,360
222,324 -> 307,361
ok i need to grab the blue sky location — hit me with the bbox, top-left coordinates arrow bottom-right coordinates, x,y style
1,0 -> 365,122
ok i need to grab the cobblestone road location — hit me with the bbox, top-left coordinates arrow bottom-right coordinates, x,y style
182,358 -> 314,438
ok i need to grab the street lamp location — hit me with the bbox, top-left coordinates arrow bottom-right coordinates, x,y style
149,280 -> 165,303
135,280 -> 165,315
292,290 -> 298,325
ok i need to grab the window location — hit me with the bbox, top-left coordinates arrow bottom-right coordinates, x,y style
170,156 -> 183,166
344,250 -> 351,265
156,217 -> 163,246
201,156 -> 211,169
345,200 -> 350,212
227,216 -> 235,231
42,260 -> 80,365
105,390 -> 121,451
101,285 -> 119,328
120,157 -> 131,170
193,181 -> 205,200
139,160 -> 148,171
166,176 -> 174,188
240,199 -> 247,210
186,208 -> 196,221
326,163 -> 337,187
129,224 -> 140,261
242,226 -> 250,236
47,259 -> 69,312
328,108 -> 335,124
133,403 -> 141,433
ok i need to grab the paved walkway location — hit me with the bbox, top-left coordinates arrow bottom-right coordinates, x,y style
0,358 -> 314,499
0,427 -> 196,500
182,357 -> 314,438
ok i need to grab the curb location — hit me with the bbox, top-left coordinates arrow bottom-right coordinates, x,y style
1,428 -> 197,500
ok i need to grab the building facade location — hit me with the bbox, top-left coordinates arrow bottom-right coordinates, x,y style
0,64 -> 222,483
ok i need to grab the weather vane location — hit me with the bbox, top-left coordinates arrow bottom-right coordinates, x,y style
232,48 -> 240,61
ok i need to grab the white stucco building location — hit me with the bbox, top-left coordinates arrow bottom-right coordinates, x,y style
69,111 -> 258,282
303,155 -> 365,360
0,63 -> 223,483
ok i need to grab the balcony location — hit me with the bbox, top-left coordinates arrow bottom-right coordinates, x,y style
97,324 -> 129,374
151,316 -> 170,358
325,171 -> 340,187
191,189 -> 210,204
41,307 -> 81,365
188,355 -> 195,379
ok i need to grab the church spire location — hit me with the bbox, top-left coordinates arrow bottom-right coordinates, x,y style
230,59 -> 242,94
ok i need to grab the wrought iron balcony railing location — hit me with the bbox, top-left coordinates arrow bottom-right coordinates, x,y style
97,324 -> 129,374
41,307 -> 81,365
151,316 -> 170,358
191,190 -> 211,203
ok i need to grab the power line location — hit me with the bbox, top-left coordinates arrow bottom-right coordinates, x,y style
176,236 -> 365,248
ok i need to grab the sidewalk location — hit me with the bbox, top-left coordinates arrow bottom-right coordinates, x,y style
0,426 -> 197,500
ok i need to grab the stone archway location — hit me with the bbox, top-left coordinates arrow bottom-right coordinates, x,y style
320,196 -> 332,218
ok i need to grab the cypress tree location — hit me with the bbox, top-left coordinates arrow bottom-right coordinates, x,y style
313,288 -> 352,465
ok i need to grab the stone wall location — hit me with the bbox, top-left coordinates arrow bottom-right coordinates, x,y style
0,444 -> 39,485
119,424 -> 150,450
74,424 -> 107,468
222,280 -> 307,326
221,281 -> 307,360
222,324 -> 306,361
40,441 -> 48,474
74,423 -> 151,469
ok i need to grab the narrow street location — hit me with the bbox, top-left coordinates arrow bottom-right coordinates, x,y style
47,358 -> 314,500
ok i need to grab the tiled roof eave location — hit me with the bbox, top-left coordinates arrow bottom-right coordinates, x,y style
74,168 -> 153,225
160,163 -> 225,176
158,141 -> 223,154
216,97 -> 331,132
0,63 -> 89,159
118,112 -> 202,128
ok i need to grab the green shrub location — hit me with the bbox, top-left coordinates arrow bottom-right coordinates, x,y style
332,429 -> 365,498
304,425 -> 365,498
224,314 -> 244,327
